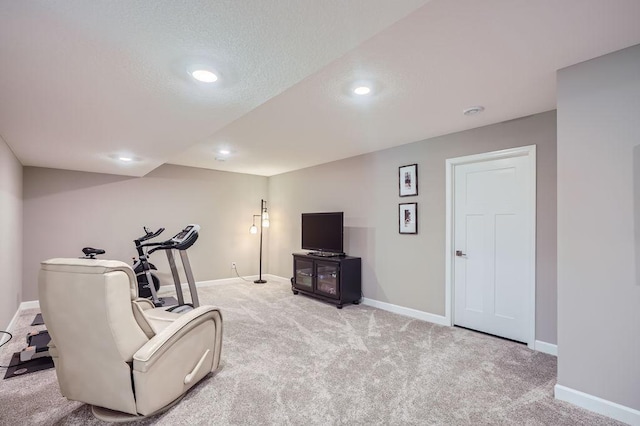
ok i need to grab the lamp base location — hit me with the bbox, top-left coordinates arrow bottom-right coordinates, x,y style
254,279 -> 267,284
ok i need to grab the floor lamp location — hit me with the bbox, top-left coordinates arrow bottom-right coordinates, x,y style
249,199 -> 269,284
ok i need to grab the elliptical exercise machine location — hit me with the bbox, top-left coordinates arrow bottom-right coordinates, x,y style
135,224 -> 201,313
132,227 -> 164,299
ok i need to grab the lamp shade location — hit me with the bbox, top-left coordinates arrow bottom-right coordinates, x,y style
249,224 -> 258,234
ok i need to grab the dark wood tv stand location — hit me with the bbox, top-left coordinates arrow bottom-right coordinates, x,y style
291,253 -> 361,308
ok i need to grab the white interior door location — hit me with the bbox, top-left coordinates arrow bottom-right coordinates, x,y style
453,153 -> 533,343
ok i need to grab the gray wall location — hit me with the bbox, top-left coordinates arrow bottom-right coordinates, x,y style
22,164 -> 268,301
0,136 -> 22,329
269,110 -> 557,344
557,45 -> 640,410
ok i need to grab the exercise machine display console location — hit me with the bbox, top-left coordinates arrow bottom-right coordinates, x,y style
168,224 -> 199,250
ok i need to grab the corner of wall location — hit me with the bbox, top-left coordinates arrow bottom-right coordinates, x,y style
0,135 -> 23,331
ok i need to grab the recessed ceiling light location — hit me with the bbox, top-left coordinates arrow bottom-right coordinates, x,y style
353,86 -> 371,95
109,153 -> 140,163
219,149 -> 230,155
191,69 -> 218,83
463,105 -> 485,116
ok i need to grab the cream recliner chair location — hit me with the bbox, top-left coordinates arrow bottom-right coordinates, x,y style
38,258 -> 223,422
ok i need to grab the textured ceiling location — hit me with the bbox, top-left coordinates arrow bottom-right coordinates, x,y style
1,0 -> 640,177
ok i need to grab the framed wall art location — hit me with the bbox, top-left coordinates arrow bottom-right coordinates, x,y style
399,164 -> 418,197
399,202 -> 417,234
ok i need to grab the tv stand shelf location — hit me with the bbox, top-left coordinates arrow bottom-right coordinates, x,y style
291,253 -> 361,309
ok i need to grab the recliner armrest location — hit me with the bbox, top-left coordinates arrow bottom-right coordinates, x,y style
134,298 -> 155,310
131,305 -> 223,416
133,306 -> 222,373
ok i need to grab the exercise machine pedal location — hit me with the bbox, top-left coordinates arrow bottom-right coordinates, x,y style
19,330 -> 51,362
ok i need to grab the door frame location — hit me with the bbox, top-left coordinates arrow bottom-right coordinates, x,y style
444,145 -> 537,349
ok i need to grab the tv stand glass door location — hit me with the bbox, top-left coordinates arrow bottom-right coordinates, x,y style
315,262 -> 339,298
293,257 -> 313,291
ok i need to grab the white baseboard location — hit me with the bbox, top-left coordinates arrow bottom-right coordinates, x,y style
1,301 -> 41,346
157,274 -> 290,295
20,300 -> 40,310
196,278 -> 240,287
555,384 -> 640,425
252,275 -> 449,327
263,274 -> 290,283
534,340 -> 557,356
196,274 -> 290,285
361,297 -> 449,326
158,279 -> 236,295
360,299 -> 558,357
1,309 -> 20,346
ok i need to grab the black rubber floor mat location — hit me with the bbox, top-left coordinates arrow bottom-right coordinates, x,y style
3,352 -> 54,380
31,313 -> 45,326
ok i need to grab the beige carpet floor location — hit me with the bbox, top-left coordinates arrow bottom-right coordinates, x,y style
0,277 -> 622,425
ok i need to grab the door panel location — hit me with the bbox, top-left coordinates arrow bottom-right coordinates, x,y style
294,258 -> 314,290
315,262 -> 339,299
454,155 -> 531,343
494,213 -> 520,320
464,214 -> 484,313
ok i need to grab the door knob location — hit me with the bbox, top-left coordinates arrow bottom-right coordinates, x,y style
455,250 -> 467,257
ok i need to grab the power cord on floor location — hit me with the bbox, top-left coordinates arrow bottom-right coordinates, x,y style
232,266 -> 252,282
0,330 -> 21,369
0,330 -> 12,349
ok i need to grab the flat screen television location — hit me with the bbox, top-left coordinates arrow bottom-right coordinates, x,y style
301,212 -> 344,255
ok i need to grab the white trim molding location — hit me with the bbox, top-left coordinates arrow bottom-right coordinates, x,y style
157,274 -> 291,295
157,278 -> 245,294
555,384 -> 640,425
263,274 -> 291,283
361,298 -> 449,326
534,340 -> 557,356
1,309 -> 21,346
20,300 -> 40,310
1,301 -> 41,346
445,145 -> 537,349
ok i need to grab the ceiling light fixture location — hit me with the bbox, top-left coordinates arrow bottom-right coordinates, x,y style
463,105 -> 485,116
353,86 -> 371,95
219,149 -> 230,155
109,153 -> 140,163
191,69 -> 218,83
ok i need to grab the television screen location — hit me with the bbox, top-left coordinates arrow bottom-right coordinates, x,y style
301,212 -> 344,254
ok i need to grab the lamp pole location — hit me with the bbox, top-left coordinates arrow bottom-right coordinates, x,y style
254,199 -> 267,284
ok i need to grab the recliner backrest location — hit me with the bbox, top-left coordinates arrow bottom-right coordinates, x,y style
39,258 -> 150,415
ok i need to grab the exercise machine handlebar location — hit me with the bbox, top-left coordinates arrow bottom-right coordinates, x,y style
136,227 -> 165,244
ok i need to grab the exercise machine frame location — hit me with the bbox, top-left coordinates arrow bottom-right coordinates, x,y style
137,224 -> 201,309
